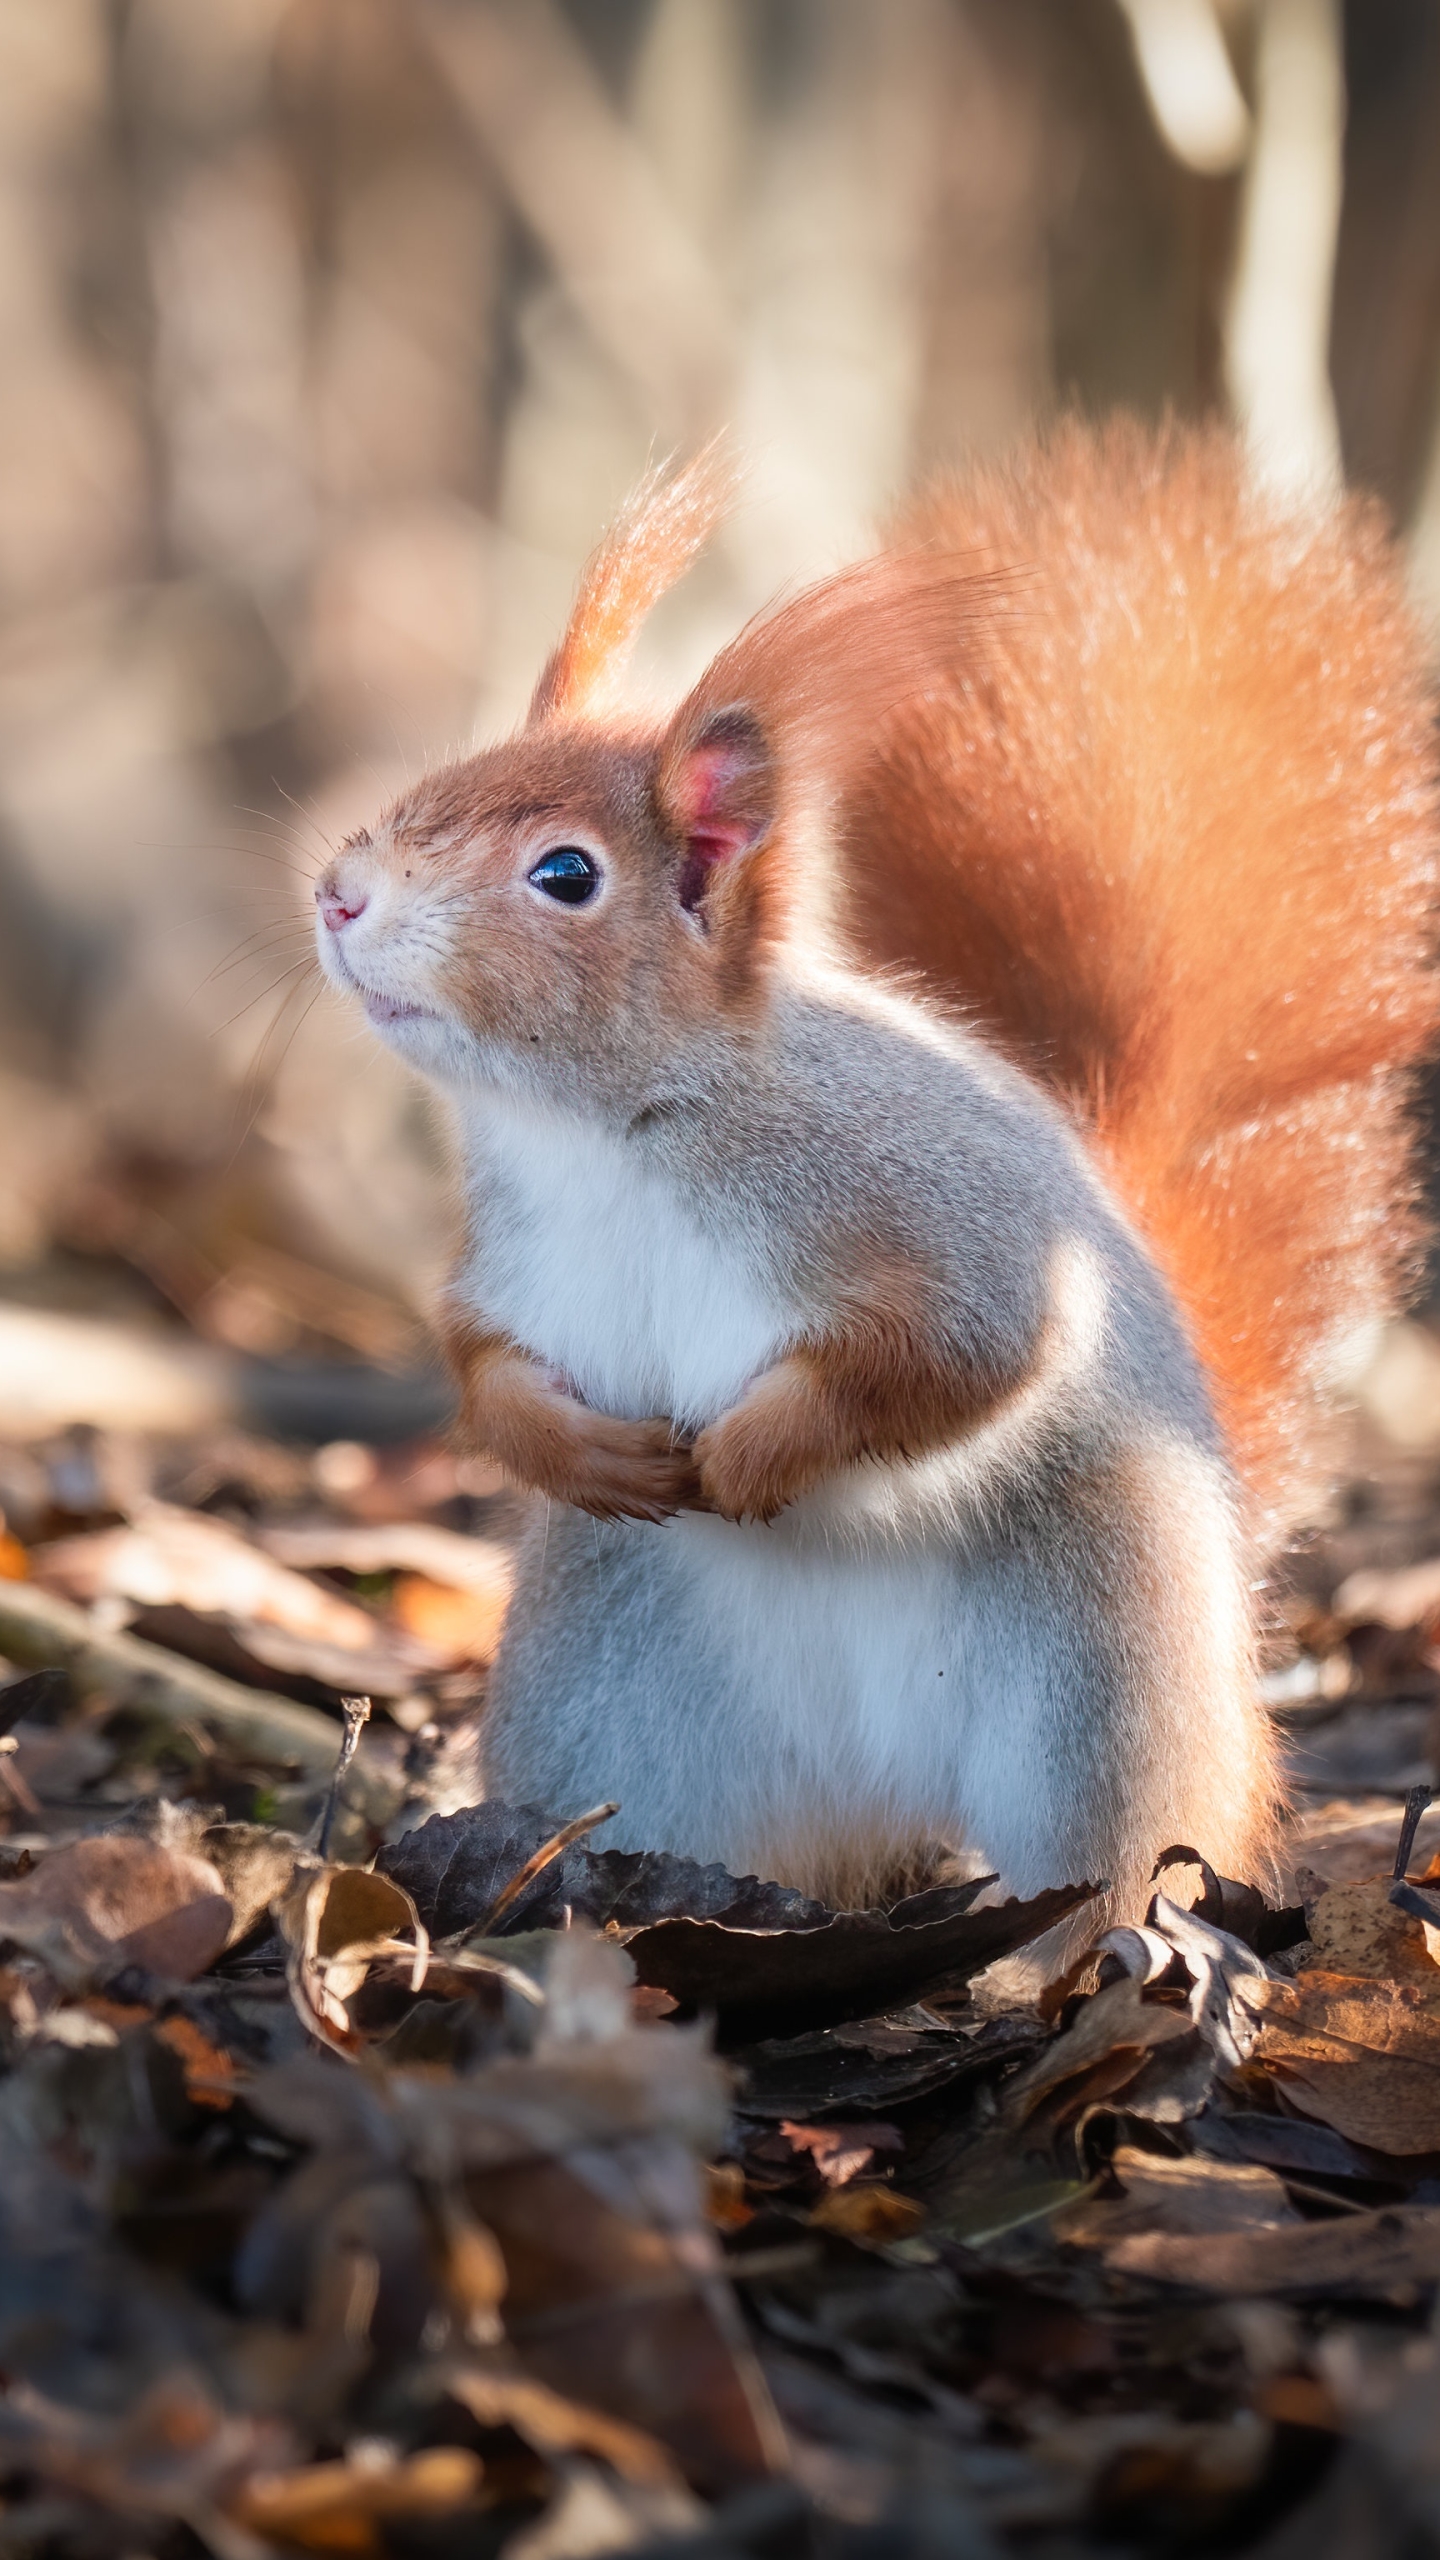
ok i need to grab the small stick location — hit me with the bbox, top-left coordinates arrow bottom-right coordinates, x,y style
316,1695 -> 372,1861
481,1800 -> 620,1932
1393,1783 -> 1434,1882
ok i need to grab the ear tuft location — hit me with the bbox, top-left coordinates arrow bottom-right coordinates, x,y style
529,443 -> 737,725
657,708 -> 776,914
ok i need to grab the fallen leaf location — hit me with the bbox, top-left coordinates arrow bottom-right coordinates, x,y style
445,2361 -> 686,2487
262,1518 -> 513,1598
0,1833 -> 232,1988
1099,2206 -> 1440,2295
1004,1975 -> 1194,2124
1301,1875 -> 1440,1987
626,1883 -> 1102,2042
1052,2147 -> 1299,2255
276,1862 -> 428,2054
153,2013 -> 240,2108
35,1501 -> 383,1650
232,2446 -> 485,2548
390,1570 -> 508,1661
779,2120 -> 904,2188
809,2185 -> 925,2244
1244,1971 -> 1440,2154
381,1800 -> 833,1939
732,2013 -> 1042,2120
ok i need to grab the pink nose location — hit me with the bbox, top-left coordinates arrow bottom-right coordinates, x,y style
319,888 -> 367,932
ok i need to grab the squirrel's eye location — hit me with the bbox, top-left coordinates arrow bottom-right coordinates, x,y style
528,846 -> 599,906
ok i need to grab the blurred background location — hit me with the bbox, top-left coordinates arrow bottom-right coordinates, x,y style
1,0 -> 1439,1444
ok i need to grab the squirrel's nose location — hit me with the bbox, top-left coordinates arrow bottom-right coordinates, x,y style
318,886 -> 368,933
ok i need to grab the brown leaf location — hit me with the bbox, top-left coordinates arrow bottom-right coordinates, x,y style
809,2185 -> 925,2244
0,1833 -> 232,1988
626,1881 -> 1103,2040
153,2013 -> 241,2108
1099,2206 -> 1440,2296
35,1502 -> 383,1649
232,2447 -> 485,2548
1245,1970 -> 1440,2154
1052,2147 -> 1299,2259
445,2362 -> 686,2488
390,1570 -> 509,1662
1301,1876 -> 1440,1987
276,1863 -> 428,2055
1003,1975 -> 1194,2123
778,2120 -> 904,2188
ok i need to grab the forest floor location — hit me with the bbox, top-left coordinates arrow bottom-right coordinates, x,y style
0,1264 -> 1438,2560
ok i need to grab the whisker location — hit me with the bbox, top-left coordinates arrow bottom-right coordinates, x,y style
208,954 -> 317,1039
226,976 -> 326,1164
197,926 -> 315,996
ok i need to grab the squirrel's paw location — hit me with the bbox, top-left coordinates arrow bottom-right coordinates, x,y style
692,1363 -> 812,1522
555,1408 -> 700,1524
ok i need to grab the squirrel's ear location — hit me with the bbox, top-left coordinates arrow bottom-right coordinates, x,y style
656,707 -> 778,915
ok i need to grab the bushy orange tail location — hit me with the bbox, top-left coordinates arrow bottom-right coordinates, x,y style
843,419 -> 1440,1541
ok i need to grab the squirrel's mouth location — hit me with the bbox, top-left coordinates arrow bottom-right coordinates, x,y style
360,988 -> 435,1028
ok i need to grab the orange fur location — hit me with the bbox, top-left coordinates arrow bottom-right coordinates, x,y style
439,1307 -> 697,1524
843,420 -> 1440,1542
529,444 -> 736,723
694,1260 -> 1038,1521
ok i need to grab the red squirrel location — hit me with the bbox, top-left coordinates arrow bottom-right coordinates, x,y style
314,421 -> 1439,1919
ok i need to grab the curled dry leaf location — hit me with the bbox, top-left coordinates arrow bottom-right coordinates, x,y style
1003,1974 -> 1194,2125
0,1833 -> 232,1989
444,2362 -> 686,2489
809,2185 -> 925,2244
779,2119 -> 904,2188
276,1862 -> 429,2056
35,1502 -> 382,1650
1052,2147 -> 1299,2265
231,2446 -> 486,2548
1241,1970 -> 1440,2154
1090,2205 -> 1440,2298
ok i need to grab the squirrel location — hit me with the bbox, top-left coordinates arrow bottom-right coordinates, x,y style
314,419 -> 1439,1922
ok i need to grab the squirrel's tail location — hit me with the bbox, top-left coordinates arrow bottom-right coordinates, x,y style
843,419 -> 1440,1543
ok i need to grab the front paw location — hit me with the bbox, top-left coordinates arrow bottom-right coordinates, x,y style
562,1409 -> 700,1524
692,1365 -> 809,1523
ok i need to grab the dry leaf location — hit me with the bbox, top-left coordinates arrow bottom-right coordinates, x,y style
35,1502 -> 382,1650
153,2013 -> 241,2108
1004,1974 -> 1194,2123
1052,2147 -> 1299,2258
445,2362 -> 686,2488
779,2120 -> 904,2188
809,2185 -> 925,2244
232,2446 -> 485,2548
1098,2207 -> 1440,2296
1244,1971 -> 1440,2154
390,1570 -> 509,1662
0,1834 -> 232,1988
1300,1875 -> 1440,1987
1333,1557 -> 1440,1633
277,1863 -> 429,2055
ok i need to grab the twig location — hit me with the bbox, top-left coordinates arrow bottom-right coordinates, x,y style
0,1578 -> 391,1818
315,1696 -> 372,1860
481,1800 -> 620,1932
1393,1784 -> 1434,1881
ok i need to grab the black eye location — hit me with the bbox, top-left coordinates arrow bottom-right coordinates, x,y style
528,846 -> 599,906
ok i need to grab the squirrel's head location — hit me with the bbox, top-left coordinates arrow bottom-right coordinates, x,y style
315,451 -> 991,1109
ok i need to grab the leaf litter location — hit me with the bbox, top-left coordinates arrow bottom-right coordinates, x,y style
5,1419 -> 1440,2551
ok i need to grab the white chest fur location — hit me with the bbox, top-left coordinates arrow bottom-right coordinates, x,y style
455,1092 -> 786,1429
